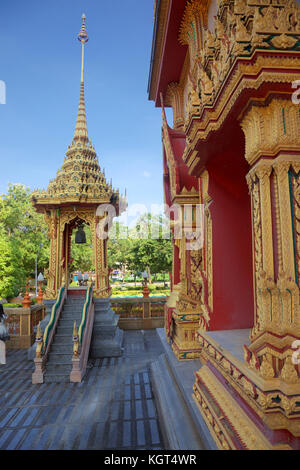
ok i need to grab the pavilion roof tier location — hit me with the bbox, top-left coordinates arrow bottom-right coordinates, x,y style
32,140 -> 119,210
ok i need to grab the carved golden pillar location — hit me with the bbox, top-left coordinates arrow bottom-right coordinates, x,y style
94,214 -> 109,298
170,200 -> 204,360
241,97 -> 300,384
44,209 -> 59,300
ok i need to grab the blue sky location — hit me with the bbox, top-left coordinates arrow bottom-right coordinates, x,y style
0,0 -> 172,211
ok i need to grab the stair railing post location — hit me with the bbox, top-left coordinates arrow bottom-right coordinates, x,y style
70,287 -> 94,383
32,287 -> 66,384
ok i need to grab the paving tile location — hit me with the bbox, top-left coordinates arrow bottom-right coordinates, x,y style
6,428 -> 27,450
19,427 -> 41,450
0,329 -> 165,450
146,399 -> 156,418
136,420 -> 146,446
135,400 -> 144,419
122,420 -> 132,447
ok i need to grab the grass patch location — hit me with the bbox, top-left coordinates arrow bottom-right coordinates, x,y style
3,303 -> 23,308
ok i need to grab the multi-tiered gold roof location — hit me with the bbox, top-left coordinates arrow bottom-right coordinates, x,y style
32,15 -> 121,210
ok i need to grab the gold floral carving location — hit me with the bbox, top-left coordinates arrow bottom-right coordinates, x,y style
280,356 -> 299,385
245,155 -> 300,385
240,99 -> 300,165
178,0 -> 300,142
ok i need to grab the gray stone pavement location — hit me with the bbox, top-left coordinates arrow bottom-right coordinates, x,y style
0,330 -> 166,450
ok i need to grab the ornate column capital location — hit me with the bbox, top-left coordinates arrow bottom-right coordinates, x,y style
240,98 -> 300,166
166,82 -> 185,130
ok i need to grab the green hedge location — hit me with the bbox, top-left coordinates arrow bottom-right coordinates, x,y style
3,303 -> 23,308
3,298 -> 38,308
112,289 -> 169,297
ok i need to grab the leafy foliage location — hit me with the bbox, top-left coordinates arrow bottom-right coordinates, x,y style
107,214 -> 172,278
0,228 -> 26,299
0,184 -> 50,299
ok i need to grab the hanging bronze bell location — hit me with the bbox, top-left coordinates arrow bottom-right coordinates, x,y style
75,225 -> 86,244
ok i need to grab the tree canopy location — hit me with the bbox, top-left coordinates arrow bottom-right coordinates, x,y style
107,214 -> 172,277
0,184 -> 50,299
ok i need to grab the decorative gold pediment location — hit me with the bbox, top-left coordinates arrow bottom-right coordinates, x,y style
180,0 -> 300,134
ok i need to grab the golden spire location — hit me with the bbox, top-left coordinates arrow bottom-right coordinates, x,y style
74,14 -> 89,143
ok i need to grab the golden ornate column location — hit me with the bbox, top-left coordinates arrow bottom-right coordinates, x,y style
94,214 -> 110,298
241,97 -> 300,385
44,210 -> 59,300
170,195 -> 207,360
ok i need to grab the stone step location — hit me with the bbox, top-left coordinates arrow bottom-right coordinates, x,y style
50,344 -> 73,354
93,311 -> 117,325
57,318 -> 81,325
57,319 -> 82,326
52,338 -> 73,346
56,327 -> 75,336
150,329 -> 217,451
93,326 -> 118,340
59,312 -> 82,321
44,373 -> 71,383
46,363 -> 72,374
61,307 -> 83,312
90,327 -> 124,359
62,306 -> 84,311
48,352 -> 73,363
51,334 -> 73,352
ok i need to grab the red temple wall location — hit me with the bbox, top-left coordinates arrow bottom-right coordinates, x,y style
206,126 -> 254,331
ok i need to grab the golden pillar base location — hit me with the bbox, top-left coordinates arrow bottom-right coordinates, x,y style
193,366 -> 291,450
171,309 -> 202,361
193,329 -> 300,450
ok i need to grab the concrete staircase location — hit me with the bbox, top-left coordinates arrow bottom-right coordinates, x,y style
44,296 -> 85,383
90,298 -> 124,358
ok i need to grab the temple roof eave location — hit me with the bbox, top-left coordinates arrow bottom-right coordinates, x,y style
31,191 -> 121,212
148,0 -> 188,106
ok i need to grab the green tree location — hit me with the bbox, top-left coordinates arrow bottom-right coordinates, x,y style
107,214 -> 172,280
127,213 -> 172,278
127,238 -> 172,277
0,228 -> 26,299
107,222 -> 132,270
0,184 -> 50,298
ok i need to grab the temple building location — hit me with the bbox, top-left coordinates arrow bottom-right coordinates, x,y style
30,15 -> 125,384
149,0 -> 300,450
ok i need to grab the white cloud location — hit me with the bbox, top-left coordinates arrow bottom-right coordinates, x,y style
143,170 -> 151,178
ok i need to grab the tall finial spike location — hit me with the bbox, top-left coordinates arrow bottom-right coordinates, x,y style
73,14 -> 89,144
78,14 -> 89,44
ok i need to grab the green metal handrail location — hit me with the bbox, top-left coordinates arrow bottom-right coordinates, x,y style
78,287 -> 93,344
43,287 -> 65,351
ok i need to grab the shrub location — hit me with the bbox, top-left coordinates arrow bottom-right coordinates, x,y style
3,303 -> 23,308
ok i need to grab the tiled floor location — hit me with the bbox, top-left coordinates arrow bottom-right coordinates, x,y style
0,330 -> 166,450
